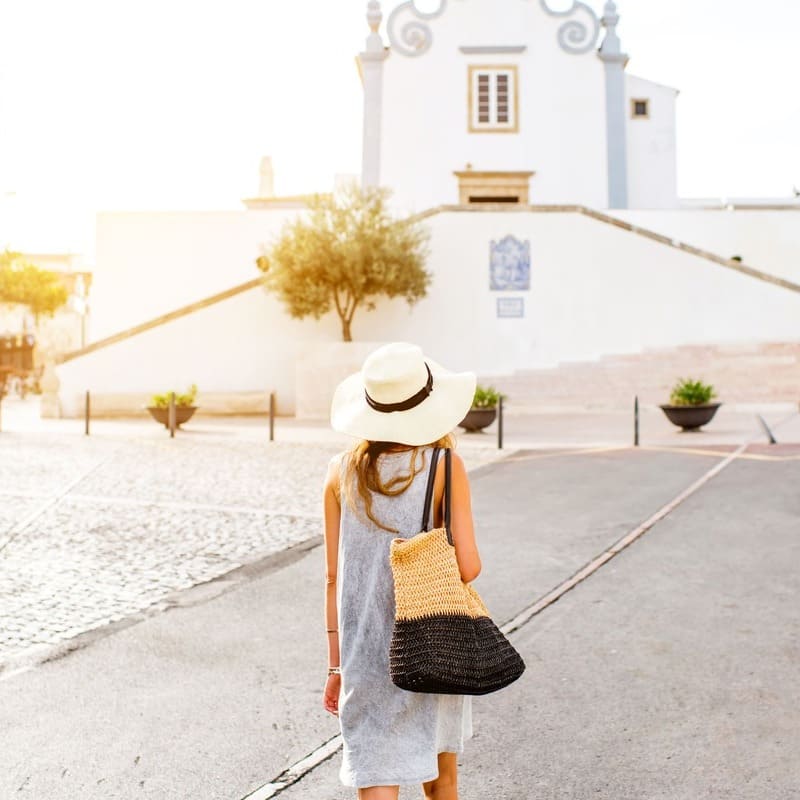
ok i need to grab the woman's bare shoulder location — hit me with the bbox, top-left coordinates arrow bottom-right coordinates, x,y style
435,448 -> 468,474
325,450 -> 351,491
327,450 -> 350,472
433,448 -> 470,501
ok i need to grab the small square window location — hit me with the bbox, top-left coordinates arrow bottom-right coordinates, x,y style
469,65 -> 519,133
632,99 -> 650,118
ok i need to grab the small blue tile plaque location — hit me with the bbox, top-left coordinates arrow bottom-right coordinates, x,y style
497,297 -> 524,318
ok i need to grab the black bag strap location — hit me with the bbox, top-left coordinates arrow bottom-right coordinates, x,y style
421,447 -> 440,532
444,448 -> 453,546
421,446 -> 455,547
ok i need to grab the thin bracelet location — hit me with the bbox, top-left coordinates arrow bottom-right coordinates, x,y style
326,629 -> 338,634
328,666 -> 341,676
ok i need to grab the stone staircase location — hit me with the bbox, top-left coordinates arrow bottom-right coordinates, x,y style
483,342 -> 800,412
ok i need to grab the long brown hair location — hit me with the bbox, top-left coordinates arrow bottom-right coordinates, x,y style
343,434 -> 455,533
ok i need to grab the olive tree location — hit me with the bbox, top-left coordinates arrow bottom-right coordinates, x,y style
256,186 -> 431,342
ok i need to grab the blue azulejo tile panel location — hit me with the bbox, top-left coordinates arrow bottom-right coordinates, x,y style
490,235 -> 530,291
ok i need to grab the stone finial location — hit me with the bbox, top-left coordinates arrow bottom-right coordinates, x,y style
603,1 -> 619,27
367,0 -> 382,33
259,156 -> 275,198
365,1 -> 384,53
599,0 -> 626,61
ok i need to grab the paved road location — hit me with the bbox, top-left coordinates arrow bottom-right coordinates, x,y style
279,447 -> 800,799
0,429 -> 504,671
0,435 -> 334,668
2,441 -> 797,798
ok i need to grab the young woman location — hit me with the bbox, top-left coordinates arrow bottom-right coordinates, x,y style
323,342 -> 481,800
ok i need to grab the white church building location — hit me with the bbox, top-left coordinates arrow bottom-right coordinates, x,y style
361,0 -> 677,212
47,0 -> 800,418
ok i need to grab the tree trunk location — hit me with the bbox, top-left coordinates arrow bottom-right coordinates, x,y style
340,295 -> 359,343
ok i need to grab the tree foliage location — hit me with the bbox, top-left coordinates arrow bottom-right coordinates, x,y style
0,250 -> 70,320
256,186 -> 431,341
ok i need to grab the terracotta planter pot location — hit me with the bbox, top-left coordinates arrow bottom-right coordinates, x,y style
459,407 -> 497,432
660,402 -> 721,431
146,405 -> 198,428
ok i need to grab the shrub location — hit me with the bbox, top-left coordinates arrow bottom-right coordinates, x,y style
472,385 -> 502,409
150,384 -> 198,408
669,378 -> 716,406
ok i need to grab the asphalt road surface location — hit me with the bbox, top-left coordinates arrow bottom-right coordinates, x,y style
1,443 -> 798,799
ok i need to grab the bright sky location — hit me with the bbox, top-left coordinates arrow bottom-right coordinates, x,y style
0,0 -> 798,257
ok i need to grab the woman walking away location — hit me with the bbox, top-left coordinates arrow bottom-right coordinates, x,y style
323,342 -> 481,800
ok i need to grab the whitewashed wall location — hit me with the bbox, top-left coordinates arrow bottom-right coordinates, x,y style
612,209 -> 800,283
57,208 -> 800,416
375,210 -> 800,375
378,0 -> 609,212
625,75 -> 679,209
90,208 -> 299,340
55,284 -> 340,418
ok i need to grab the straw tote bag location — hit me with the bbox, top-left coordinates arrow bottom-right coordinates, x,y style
388,447 -> 526,695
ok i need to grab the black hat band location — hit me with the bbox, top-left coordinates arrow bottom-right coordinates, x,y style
365,363 -> 434,414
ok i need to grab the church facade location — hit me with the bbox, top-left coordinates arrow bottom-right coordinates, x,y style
46,1 -> 800,418
361,0 -> 678,211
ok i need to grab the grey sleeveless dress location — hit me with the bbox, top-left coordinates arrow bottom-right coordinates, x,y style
337,447 -> 473,788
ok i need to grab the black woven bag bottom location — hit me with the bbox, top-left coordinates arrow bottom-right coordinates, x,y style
389,614 -> 526,696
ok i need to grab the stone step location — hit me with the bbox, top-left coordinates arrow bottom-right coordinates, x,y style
481,341 -> 800,410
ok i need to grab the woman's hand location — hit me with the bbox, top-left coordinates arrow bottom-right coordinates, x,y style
323,673 -> 341,716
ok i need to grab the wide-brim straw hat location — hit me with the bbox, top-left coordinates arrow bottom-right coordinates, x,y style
330,342 -> 477,446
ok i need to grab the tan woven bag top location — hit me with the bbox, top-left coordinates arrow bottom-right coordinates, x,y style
390,448 -> 489,622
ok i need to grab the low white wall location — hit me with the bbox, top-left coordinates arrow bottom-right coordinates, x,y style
294,341 -> 388,419
54,283 -> 340,417
612,209 -> 800,283
56,208 -> 800,417
348,210 -> 800,375
91,208 -> 298,340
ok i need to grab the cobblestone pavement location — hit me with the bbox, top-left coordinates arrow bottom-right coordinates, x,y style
0,431 -> 500,672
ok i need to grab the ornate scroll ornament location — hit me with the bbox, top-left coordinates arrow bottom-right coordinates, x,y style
387,0 -> 600,58
386,0 -> 448,58
538,0 -> 600,55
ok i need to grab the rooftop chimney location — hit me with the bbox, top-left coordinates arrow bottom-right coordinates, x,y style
259,156 -> 275,198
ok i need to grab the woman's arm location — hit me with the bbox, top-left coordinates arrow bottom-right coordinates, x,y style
322,455 -> 342,716
434,450 -> 482,583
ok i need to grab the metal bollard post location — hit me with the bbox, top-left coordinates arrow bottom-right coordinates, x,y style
168,392 -> 176,438
634,395 -> 640,447
269,392 -> 276,442
85,390 -> 91,436
497,395 -> 504,450
757,414 -> 777,445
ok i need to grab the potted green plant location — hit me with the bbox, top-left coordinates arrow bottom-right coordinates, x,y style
147,383 -> 199,428
660,378 -> 721,431
459,385 -> 502,432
